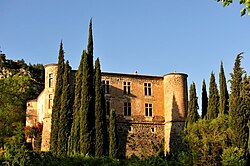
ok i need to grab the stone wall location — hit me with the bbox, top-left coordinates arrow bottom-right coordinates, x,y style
41,64 -> 58,151
117,122 -> 164,158
163,73 -> 188,154
26,100 -> 38,127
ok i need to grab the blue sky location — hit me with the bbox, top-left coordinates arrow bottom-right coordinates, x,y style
1,0 -> 249,112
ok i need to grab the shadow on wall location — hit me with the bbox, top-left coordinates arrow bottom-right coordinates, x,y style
106,85 -> 135,159
169,95 -> 185,154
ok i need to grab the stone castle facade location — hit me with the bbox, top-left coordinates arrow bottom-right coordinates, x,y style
26,64 -> 188,158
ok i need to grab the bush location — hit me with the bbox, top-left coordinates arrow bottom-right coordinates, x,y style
221,147 -> 246,166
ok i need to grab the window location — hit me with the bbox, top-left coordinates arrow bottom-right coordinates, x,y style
145,103 -> 153,117
144,83 -> 152,96
102,80 -> 110,94
49,94 -> 53,109
106,101 -> 110,116
123,81 -> 131,95
124,102 -> 131,116
151,127 -> 155,133
128,126 -> 133,133
49,73 -> 53,88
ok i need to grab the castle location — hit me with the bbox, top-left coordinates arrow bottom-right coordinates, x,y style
26,63 -> 188,157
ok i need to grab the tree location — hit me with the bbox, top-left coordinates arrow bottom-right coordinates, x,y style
109,109 -> 118,158
68,18 -> 95,156
206,72 -> 219,120
94,58 -> 107,157
186,82 -> 199,128
50,41 -> 65,154
184,115 -> 233,165
219,62 -> 229,115
216,0 -> 250,16
68,53 -> 84,156
0,76 -> 35,149
79,50 -> 92,155
57,61 -> 72,156
87,18 -> 95,155
201,79 -> 208,119
229,52 -> 248,149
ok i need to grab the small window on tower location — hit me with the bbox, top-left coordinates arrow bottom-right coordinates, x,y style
49,73 -> 53,88
151,127 -> 155,133
49,94 -> 53,109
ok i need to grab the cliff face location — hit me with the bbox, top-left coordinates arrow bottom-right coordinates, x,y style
0,53 -> 45,95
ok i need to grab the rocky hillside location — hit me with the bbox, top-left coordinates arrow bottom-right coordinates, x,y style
0,53 -> 45,95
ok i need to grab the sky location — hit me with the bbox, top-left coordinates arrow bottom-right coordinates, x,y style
1,0 -> 250,112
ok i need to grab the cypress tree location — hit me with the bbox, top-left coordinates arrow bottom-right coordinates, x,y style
50,41 -> 65,154
109,109 -> 118,158
87,18 -> 95,155
57,60 -> 72,156
241,75 -> 250,149
229,52 -> 248,149
201,79 -> 208,119
206,72 -> 219,120
94,58 -> 107,157
79,50 -> 92,155
219,61 -> 229,115
68,53 -> 84,155
186,82 -> 199,128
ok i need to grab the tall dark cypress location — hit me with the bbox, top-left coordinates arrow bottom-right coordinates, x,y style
109,109 -> 118,158
219,61 -> 229,115
68,53 -> 84,155
57,61 -> 72,156
50,41 -> 65,154
86,18 -> 95,155
201,79 -> 208,119
229,52 -> 248,149
94,58 -> 107,157
79,50 -> 92,155
206,72 -> 219,120
186,82 -> 199,128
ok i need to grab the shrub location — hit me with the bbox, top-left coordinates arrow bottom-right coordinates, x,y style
221,147 -> 246,166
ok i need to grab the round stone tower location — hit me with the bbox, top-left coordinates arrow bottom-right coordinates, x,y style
41,64 -> 58,151
163,73 -> 188,154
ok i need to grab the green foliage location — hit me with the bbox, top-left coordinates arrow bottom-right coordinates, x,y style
216,0 -> 250,16
229,52 -> 249,150
109,109 -> 118,158
206,72 -> 219,120
186,82 -> 199,128
183,115 -> 233,165
219,62 -> 229,115
79,50 -> 92,155
68,19 -> 97,157
221,146 -> 246,166
201,79 -> 208,119
0,54 -> 44,87
50,41 -> 65,154
87,18 -> 95,155
0,75 -> 35,148
57,61 -> 72,156
68,53 -> 84,156
94,58 -> 107,157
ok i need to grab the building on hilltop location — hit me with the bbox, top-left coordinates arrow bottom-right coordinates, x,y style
26,63 -> 188,158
